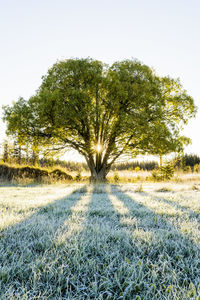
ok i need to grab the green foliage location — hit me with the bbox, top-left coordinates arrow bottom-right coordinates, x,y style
50,169 -> 73,181
2,141 -> 9,163
75,171 -> 82,182
112,161 -> 158,171
193,164 -> 200,173
183,165 -> 192,173
134,166 -> 140,172
0,163 -> 73,183
152,163 -> 174,181
113,171 -> 120,182
175,154 -> 200,171
3,58 -> 196,181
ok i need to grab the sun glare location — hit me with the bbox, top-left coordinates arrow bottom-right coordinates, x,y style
96,144 -> 102,153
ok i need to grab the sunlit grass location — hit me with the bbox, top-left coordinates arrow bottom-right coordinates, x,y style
109,195 -> 129,215
0,185 -> 78,231
0,183 -> 199,299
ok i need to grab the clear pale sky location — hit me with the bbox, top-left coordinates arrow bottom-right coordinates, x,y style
0,0 -> 200,161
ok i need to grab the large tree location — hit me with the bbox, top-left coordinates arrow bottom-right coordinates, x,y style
3,58 -> 196,181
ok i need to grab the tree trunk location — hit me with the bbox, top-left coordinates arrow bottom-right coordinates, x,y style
88,162 -> 110,182
18,145 -> 22,165
160,155 -> 163,167
32,150 -> 39,166
85,153 -> 110,182
90,168 -> 107,182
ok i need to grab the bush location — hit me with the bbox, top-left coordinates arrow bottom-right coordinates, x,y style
113,171 -> 120,183
134,166 -> 140,172
183,165 -> 192,173
151,169 -> 163,181
0,163 -> 73,183
193,164 -> 200,173
75,171 -> 82,181
50,169 -> 73,180
151,163 -> 174,181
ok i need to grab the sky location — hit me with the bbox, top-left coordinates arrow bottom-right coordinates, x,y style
0,0 -> 200,161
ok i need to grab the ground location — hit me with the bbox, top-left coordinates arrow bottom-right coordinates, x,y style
0,182 -> 199,299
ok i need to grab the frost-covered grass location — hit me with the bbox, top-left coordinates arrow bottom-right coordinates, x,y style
0,183 -> 200,299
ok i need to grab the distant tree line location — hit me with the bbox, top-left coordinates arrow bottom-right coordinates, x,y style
111,161 -> 158,171
1,141 -> 200,173
0,140 -> 40,166
0,140 -> 89,171
174,154 -> 200,170
41,158 -> 88,172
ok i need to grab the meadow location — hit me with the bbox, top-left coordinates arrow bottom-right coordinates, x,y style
0,182 -> 200,299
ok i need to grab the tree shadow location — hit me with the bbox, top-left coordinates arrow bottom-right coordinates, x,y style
55,185 -> 151,299
109,185 -> 200,292
146,191 -> 200,224
45,184 -> 199,299
0,185 -> 88,297
111,185 -> 200,238
1,184 -> 200,299
17,185 -> 151,299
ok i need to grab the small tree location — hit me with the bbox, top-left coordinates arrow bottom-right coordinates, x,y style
3,58 -> 196,181
151,162 -> 174,181
2,141 -> 9,163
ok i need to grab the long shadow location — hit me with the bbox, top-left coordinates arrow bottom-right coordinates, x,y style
146,191 -> 200,224
112,185 -> 200,231
0,185 -> 88,296
110,186 -> 200,291
21,185 -> 151,299
1,184 -> 200,299
0,185 -> 87,232
49,184 -> 200,299
56,185 -> 152,299
111,185 -> 200,245
62,184 -> 200,299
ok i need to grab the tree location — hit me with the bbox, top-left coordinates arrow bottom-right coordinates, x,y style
135,76 -> 194,166
12,140 -> 22,164
138,120 -> 191,166
3,58 -> 196,181
2,140 -> 9,163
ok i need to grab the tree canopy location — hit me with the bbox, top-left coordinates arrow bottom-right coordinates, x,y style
3,58 -> 196,180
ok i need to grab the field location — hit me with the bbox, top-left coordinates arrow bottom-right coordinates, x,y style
0,182 -> 200,299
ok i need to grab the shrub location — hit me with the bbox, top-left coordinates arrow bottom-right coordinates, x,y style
193,164 -> 200,173
134,166 -> 140,172
0,163 -> 73,183
151,163 -> 174,181
50,169 -> 73,180
75,171 -> 82,181
162,163 -> 174,179
183,165 -> 192,173
113,171 -> 120,183
151,169 -> 163,181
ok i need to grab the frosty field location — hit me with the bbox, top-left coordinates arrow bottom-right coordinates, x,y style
0,183 -> 200,299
